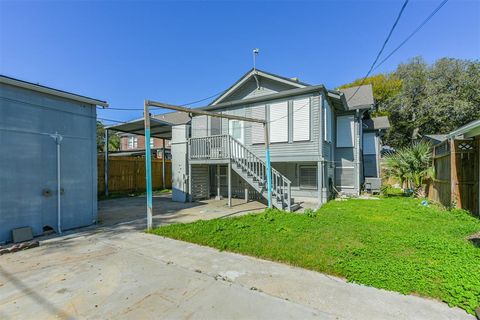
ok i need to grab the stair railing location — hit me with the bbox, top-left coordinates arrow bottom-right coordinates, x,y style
189,134 -> 292,211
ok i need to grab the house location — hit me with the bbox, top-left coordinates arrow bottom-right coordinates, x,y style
0,75 -> 107,243
362,116 -> 390,178
117,111 -> 190,159
170,69 -> 375,210
429,119 -> 479,216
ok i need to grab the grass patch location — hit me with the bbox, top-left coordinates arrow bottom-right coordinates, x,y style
150,197 -> 480,314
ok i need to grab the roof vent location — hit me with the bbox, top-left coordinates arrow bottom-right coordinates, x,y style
290,77 -> 300,82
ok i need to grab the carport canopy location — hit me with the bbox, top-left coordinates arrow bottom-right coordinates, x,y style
106,117 -> 176,139
103,116 -> 178,198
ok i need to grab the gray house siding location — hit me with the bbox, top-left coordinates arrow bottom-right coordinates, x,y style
0,83 -> 98,243
219,77 -> 301,103
334,110 -> 362,195
208,93 -> 323,162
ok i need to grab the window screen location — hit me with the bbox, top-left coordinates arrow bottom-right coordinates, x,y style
293,97 -> 310,141
299,166 -> 317,189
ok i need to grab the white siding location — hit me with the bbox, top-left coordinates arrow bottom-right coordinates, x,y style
269,101 -> 288,143
336,115 -> 354,147
251,104 -> 265,144
293,97 -> 310,141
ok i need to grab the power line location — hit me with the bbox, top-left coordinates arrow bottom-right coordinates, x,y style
372,0 -> 449,72
347,0 -> 409,102
97,89 -> 227,111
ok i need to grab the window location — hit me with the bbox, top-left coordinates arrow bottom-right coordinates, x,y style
363,132 -> 376,155
269,101 -> 288,143
324,99 -> 332,142
336,115 -> 355,147
128,136 -> 138,149
299,166 -> 317,189
150,138 -> 154,146
293,97 -> 310,141
229,120 -> 244,144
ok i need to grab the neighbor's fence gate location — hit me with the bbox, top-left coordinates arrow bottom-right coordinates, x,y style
98,156 -> 172,195
428,138 -> 479,216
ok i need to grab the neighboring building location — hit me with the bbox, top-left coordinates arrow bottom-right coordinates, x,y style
0,75 -> 107,243
429,120 -> 480,216
362,116 -> 390,178
118,112 -> 190,159
171,69 -> 375,210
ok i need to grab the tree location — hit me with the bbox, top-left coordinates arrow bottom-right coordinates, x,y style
340,57 -> 480,149
96,121 -> 120,153
383,141 -> 434,198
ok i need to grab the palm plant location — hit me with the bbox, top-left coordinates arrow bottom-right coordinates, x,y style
383,141 -> 434,197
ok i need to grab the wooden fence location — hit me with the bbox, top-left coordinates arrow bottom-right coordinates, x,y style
98,156 -> 172,195
428,138 -> 479,216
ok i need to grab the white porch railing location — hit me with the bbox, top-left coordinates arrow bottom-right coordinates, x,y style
188,134 -> 293,211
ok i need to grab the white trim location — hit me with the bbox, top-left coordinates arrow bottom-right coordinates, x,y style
0,76 -> 108,107
447,119 -> 480,139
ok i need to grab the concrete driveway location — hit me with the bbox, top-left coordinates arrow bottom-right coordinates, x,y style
0,220 -> 473,320
98,193 -> 267,227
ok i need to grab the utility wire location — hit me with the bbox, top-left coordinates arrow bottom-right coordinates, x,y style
347,0 -> 409,103
372,0 -> 449,71
97,89 -> 227,111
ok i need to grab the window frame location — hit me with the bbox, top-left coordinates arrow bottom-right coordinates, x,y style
299,165 -> 318,190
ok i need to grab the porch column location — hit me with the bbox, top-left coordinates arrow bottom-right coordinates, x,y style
228,161 -> 232,207
215,164 -> 222,200
162,138 -> 166,189
104,129 -> 109,197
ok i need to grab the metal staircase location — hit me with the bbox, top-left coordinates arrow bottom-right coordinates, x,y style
189,134 -> 300,212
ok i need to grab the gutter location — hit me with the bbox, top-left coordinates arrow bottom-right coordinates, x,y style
447,119 -> 480,139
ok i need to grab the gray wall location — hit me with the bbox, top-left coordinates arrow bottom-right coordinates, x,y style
0,83 -> 98,243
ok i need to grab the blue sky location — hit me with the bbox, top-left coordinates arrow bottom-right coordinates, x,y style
1,0 -> 479,123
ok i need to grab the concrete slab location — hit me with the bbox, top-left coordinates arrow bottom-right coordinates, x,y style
98,193 -> 266,227
0,222 -> 473,320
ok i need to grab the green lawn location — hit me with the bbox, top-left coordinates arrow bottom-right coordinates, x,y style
150,197 -> 480,314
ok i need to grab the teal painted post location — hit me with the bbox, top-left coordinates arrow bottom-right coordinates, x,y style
144,101 -> 153,229
264,123 -> 272,208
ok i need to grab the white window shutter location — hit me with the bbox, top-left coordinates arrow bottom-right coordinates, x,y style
324,100 -> 332,142
251,104 -> 265,144
336,115 -> 355,147
269,101 -> 288,143
293,98 -> 310,141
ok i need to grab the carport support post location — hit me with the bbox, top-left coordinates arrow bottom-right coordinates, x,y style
104,129 -> 109,197
144,101 -> 153,230
264,123 -> 272,208
162,138 -> 166,189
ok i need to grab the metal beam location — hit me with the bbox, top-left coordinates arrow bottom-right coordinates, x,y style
144,101 -> 153,230
104,129 -> 109,197
146,100 -> 266,124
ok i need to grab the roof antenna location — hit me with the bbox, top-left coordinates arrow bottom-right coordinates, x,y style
253,48 -> 260,71
252,48 -> 260,90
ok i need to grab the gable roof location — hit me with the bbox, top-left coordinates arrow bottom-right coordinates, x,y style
363,116 -> 390,131
0,75 -> 108,107
154,111 -> 190,125
210,68 -> 308,105
339,84 -> 374,110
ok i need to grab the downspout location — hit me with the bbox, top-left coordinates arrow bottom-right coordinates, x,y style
51,132 -> 63,234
